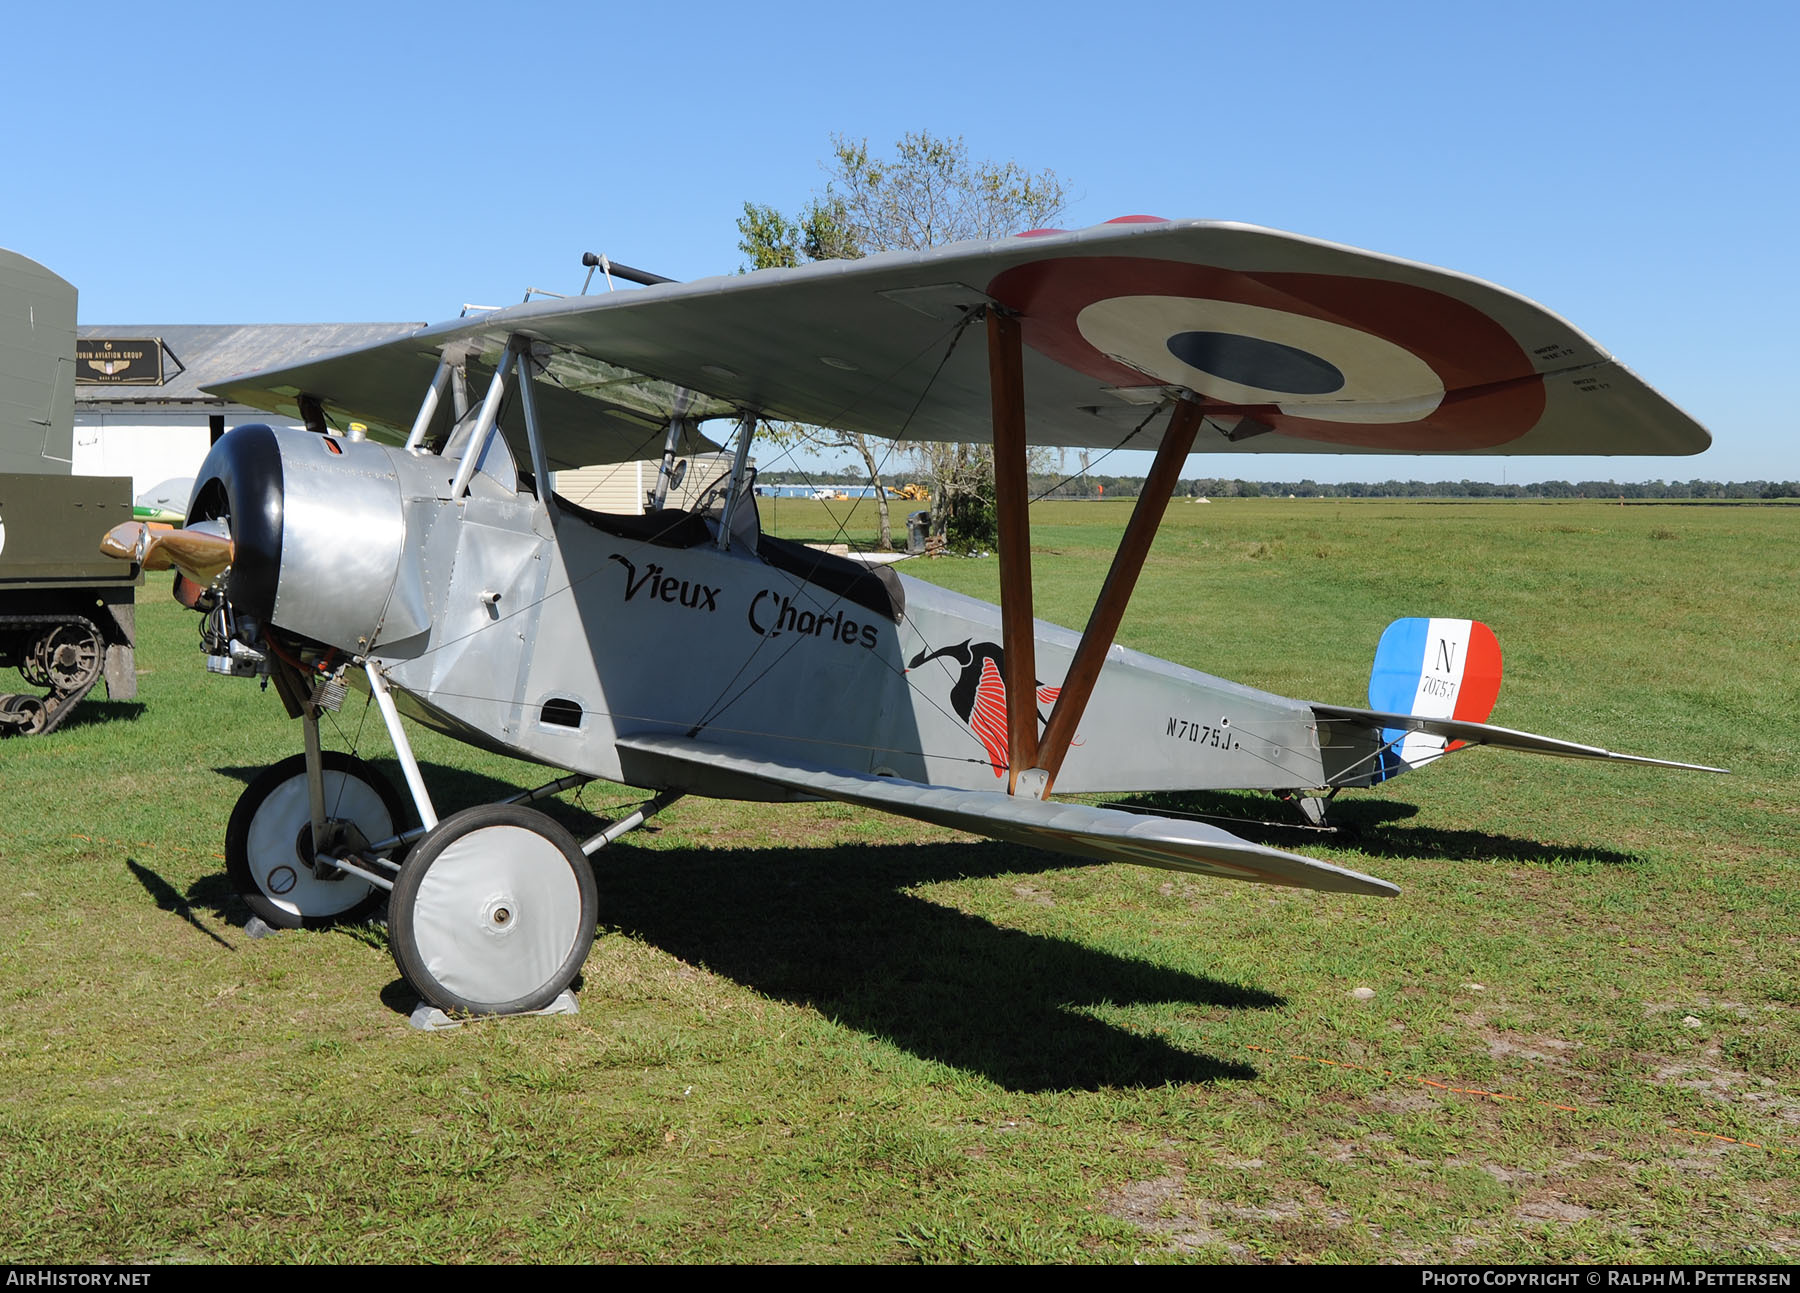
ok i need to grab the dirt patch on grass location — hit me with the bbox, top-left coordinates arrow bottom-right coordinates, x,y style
1445,1156 -> 1536,1186
1516,1196 -> 1592,1223
1096,1172 -> 1235,1256
1096,1162 -> 1357,1260
1662,1142 -> 1734,1176
1643,997 -> 1759,1018
1367,1084 -> 1442,1113
1486,1033 -> 1579,1070
1644,1053 -> 1800,1126
1748,797 -> 1799,817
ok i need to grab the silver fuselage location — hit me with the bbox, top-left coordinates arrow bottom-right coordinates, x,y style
247,428 -> 1333,800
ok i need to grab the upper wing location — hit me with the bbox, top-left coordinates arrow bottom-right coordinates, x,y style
614,733 -> 1398,897
204,218 -> 1710,466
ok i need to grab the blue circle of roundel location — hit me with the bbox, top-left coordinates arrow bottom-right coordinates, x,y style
1165,331 -> 1346,396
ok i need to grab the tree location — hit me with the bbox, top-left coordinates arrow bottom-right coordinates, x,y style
739,132 -> 1070,549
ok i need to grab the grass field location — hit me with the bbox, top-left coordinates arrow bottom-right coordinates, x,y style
0,497 -> 1794,1263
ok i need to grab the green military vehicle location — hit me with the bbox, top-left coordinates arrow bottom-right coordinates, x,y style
0,249 -> 138,735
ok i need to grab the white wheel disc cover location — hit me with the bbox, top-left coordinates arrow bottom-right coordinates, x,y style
245,772 -> 389,918
409,824 -> 585,1004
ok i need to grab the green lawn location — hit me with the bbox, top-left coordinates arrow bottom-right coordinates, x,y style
0,497 -> 1793,1263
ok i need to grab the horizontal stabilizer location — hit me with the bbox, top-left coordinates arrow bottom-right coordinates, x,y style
615,734 -> 1398,897
1310,703 -> 1727,773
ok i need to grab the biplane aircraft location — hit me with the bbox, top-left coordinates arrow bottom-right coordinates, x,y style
102,217 -> 1720,1018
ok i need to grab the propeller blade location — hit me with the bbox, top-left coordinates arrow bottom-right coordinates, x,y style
101,521 -> 234,584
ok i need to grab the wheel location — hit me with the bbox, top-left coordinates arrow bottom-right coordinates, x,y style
27,622 -> 103,693
225,751 -> 412,930
388,803 -> 597,1016
0,693 -> 47,736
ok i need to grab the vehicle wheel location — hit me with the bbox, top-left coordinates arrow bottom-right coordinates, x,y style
27,622 -> 104,693
0,693 -> 47,736
388,803 -> 597,1016
225,751 -> 412,930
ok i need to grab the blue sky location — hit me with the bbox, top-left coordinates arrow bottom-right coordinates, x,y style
10,1 -> 1794,483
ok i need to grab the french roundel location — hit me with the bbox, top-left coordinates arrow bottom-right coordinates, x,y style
985,257 -> 1546,451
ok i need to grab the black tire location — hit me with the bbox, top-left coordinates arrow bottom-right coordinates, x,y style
389,803 -> 597,1016
0,693 -> 47,736
225,751 -> 412,930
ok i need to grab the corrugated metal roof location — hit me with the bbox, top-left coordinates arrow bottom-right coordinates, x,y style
74,323 -> 422,403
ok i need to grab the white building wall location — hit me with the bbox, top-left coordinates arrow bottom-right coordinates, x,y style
67,403 -> 742,520
552,454 -> 741,515
554,460 -> 645,513
71,406 -> 302,499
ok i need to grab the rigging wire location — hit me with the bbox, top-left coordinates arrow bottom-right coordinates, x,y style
315,315 -> 1264,790
682,310 -> 984,738
391,308 -> 974,671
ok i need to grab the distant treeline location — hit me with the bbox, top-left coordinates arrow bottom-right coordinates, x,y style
758,470 -> 1800,501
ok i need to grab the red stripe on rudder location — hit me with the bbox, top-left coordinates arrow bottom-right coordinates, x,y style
1451,621 -> 1504,725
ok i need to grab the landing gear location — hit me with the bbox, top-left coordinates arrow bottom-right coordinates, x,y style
1275,789 -> 1340,831
226,660 -> 663,1019
225,751 -> 412,929
388,804 -> 597,1017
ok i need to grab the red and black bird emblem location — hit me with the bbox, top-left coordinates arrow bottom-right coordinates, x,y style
908,640 -> 1062,777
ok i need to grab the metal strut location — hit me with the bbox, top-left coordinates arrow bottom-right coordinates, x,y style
652,413 -> 690,512
405,357 -> 453,452
509,336 -> 559,523
581,792 -> 683,856
365,662 -> 439,830
302,702 -> 329,869
714,412 -> 758,551
447,346 -> 517,499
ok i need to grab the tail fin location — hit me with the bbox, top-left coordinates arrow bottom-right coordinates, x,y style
1367,618 -> 1503,779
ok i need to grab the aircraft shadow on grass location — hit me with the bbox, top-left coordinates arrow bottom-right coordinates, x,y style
193,760 -> 1638,1085
181,762 -> 1640,1086
1105,790 -> 1645,869
125,858 -> 234,950
199,761 -> 1280,1091
585,838 -> 1282,1092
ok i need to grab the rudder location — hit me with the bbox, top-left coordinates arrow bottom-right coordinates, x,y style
1367,617 -> 1503,779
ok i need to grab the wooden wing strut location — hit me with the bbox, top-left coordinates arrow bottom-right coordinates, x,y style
987,309 -> 1038,794
984,303 -> 1203,798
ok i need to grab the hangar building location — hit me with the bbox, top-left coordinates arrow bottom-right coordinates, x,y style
72,324 -> 730,513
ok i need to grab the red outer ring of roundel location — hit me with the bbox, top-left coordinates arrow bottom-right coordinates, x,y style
986,256 -> 1546,451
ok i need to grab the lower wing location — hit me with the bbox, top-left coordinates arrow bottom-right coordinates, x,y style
614,734 -> 1398,897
